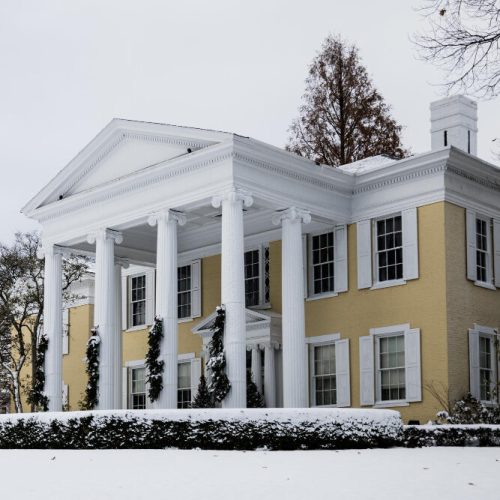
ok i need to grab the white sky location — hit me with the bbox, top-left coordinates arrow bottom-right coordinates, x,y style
1,0 -> 499,243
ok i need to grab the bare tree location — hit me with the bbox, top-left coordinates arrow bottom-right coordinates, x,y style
415,0 -> 500,98
287,35 -> 407,167
0,232 -> 88,412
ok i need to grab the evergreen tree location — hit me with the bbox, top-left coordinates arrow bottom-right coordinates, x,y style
287,35 -> 407,167
246,370 -> 265,408
192,374 -> 214,408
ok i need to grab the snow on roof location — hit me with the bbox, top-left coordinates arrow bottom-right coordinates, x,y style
337,155 -> 398,175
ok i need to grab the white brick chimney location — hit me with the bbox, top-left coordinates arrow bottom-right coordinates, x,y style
430,95 -> 478,155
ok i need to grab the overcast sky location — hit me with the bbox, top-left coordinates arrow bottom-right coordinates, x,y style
1,0 -> 499,243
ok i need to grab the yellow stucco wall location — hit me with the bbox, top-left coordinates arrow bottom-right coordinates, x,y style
445,202 -> 500,403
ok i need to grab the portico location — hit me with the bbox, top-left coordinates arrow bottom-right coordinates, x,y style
22,120 -> 351,411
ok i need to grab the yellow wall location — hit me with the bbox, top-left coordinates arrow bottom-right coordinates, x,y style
445,202 -> 500,403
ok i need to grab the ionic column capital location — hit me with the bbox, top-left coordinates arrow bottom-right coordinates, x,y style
147,209 -> 186,227
272,207 -> 311,226
86,228 -> 123,245
37,244 -> 65,259
211,186 -> 253,209
115,257 -> 130,269
259,341 -> 280,351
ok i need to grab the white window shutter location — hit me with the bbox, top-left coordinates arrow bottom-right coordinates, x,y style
493,220 -> 500,287
402,208 -> 419,281
468,329 -> 480,399
190,357 -> 202,402
335,339 -> 350,407
62,383 -> 69,408
404,328 -> 422,402
466,209 -> 477,281
359,335 -> 374,405
121,275 -> 128,330
191,259 -> 202,318
357,221 -> 372,289
122,367 -> 129,409
145,270 -> 155,325
62,308 -> 69,355
334,225 -> 348,293
302,234 -> 308,298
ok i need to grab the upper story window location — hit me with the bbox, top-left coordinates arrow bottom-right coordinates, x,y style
244,246 -> 270,308
375,215 -> 403,282
469,325 -> 498,403
130,275 -> 146,327
178,265 -> 192,319
306,226 -> 347,298
357,208 -> 419,290
466,210 -> 499,289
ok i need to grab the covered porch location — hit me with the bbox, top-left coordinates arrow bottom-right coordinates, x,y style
22,119 -> 351,411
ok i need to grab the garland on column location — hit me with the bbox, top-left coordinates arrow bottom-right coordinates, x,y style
27,334 -> 49,411
81,327 -> 100,410
246,369 -> 265,408
206,306 -> 231,403
145,316 -> 164,402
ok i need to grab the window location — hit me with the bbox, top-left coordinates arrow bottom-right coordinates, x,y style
177,362 -> 191,409
178,265 -> 192,319
129,367 -> 146,409
312,343 -> 337,406
130,274 -> 146,327
469,326 -> 498,403
377,335 -> 405,402
475,217 -> 490,283
357,209 -> 418,290
244,246 -> 270,307
360,325 -> 421,406
444,130 -> 448,147
479,336 -> 494,401
311,232 -> 335,295
375,215 -> 403,282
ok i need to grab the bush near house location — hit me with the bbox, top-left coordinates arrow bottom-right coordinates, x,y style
0,408 -> 402,450
403,425 -> 500,447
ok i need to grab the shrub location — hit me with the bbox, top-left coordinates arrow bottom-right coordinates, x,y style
404,424 -> 500,447
0,408 -> 402,450
436,393 -> 500,425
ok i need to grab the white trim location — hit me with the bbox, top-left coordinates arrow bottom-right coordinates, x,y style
370,279 -> 407,290
125,324 -> 150,333
306,333 -> 341,344
125,359 -> 145,368
373,401 -> 409,408
370,324 -> 411,336
178,352 -> 195,361
474,281 -> 497,291
305,291 -> 338,302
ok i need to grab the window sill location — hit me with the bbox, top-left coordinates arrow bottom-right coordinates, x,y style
178,317 -> 194,324
306,292 -> 338,302
248,303 -> 272,310
373,400 -> 409,408
370,279 -> 407,291
125,324 -> 151,333
474,281 -> 497,291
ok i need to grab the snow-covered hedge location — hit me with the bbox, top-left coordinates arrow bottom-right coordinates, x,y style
404,424 -> 500,447
0,408 -> 402,450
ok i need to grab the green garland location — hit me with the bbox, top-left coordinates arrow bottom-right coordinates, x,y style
145,316 -> 164,402
27,334 -> 49,411
206,306 -> 231,402
81,327 -> 100,410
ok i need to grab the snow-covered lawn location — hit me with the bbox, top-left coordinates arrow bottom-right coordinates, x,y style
1,448 -> 499,499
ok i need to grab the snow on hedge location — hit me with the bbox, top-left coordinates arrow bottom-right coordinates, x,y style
0,408 -> 402,450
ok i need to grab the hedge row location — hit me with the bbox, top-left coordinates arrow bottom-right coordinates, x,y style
0,408 -> 402,450
404,424 -> 500,447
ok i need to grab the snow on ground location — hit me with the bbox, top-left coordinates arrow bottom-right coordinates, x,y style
1,447 -> 499,500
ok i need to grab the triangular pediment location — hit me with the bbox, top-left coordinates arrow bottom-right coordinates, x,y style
23,119 -> 232,214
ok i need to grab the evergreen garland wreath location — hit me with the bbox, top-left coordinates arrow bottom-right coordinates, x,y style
246,370 -> 265,408
145,316 -> 164,402
81,327 -> 100,410
206,306 -> 231,402
192,374 -> 214,408
27,334 -> 49,411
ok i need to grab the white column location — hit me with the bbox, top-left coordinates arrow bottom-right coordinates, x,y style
263,343 -> 276,408
113,260 -> 128,409
87,229 -> 122,410
251,345 -> 263,394
273,207 -> 311,408
212,187 -> 253,408
148,209 -> 186,408
43,245 -> 63,412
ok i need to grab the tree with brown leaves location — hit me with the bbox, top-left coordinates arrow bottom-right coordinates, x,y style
287,36 -> 407,167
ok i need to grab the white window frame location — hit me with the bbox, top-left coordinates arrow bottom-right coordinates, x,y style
308,334 -> 339,407
307,229 -> 336,299
475,213 -> 493,286
128,273 -> 147,329
126,361 -> 148,410
375,331 -> 406,405
372,213 -> 404,287
176,259 -> 202,322
243,244 -> 270,309
177,359 -> 192,409
177,263 -> 193,321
